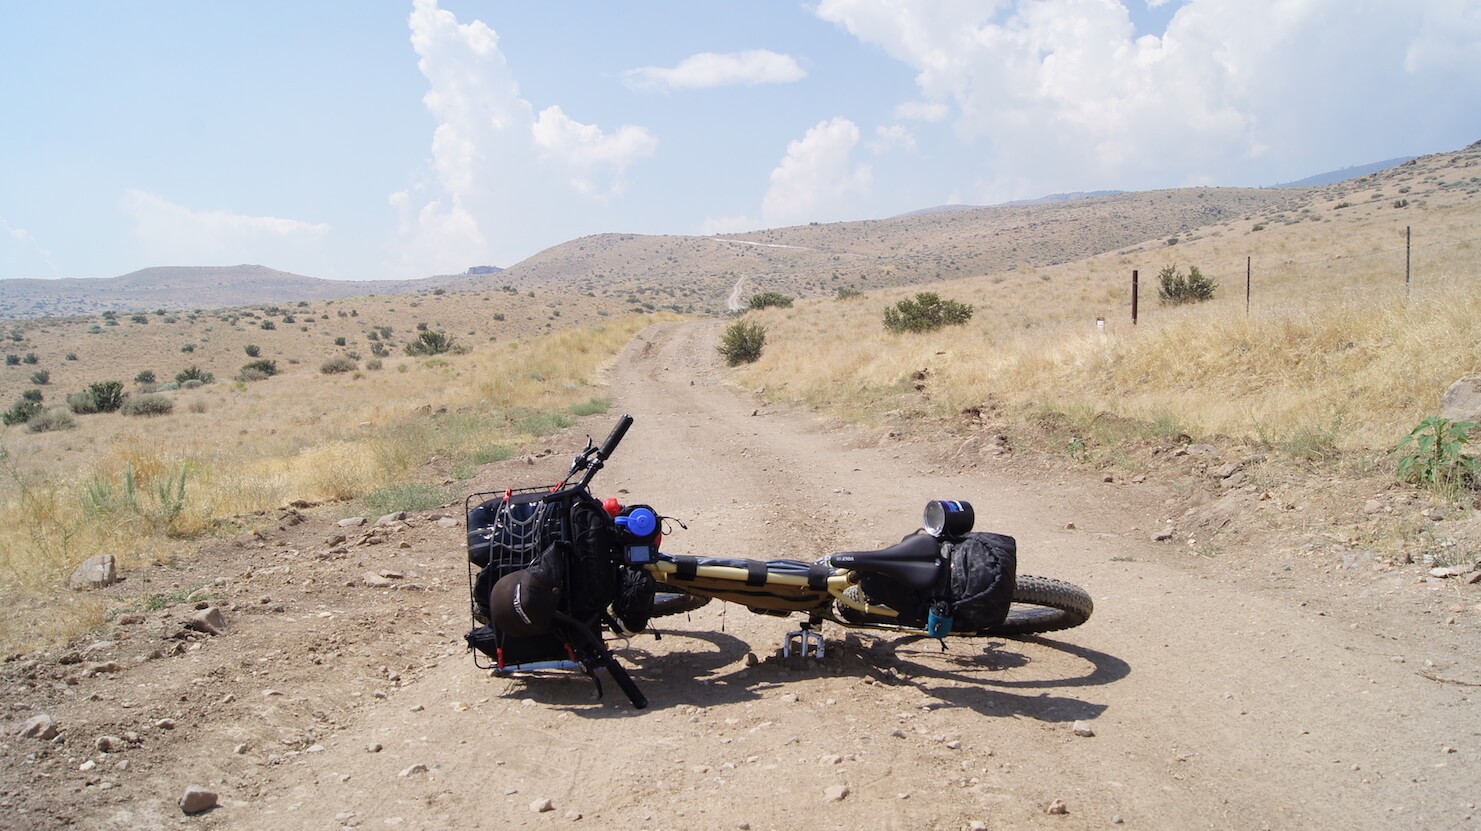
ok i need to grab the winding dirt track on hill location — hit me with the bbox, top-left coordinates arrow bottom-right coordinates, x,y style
25,320 -> 1474,830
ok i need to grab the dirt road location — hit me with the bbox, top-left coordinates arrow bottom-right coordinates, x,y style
5,320 -> 1477,830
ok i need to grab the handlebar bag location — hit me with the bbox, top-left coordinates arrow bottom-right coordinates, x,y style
946,532 -> 1017,631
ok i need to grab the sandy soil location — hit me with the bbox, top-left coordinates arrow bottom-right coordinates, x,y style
2,319 -> 1478,830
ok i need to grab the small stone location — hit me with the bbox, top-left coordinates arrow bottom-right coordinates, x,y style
744,652 -> 759,667
338,516 -> 367,527
233,743 -> 248,754
968,822 -> 989,831
890,728 -> 907,738
95,735 -> 124,753
398,763 -> 428,777
945,740 -> 961,750
188,607 -> 227,635
1072,721 -> 1095,737
436,517 -> 459,529
563,809 -> 583,821
819,754 -> 843,765
69,554 -> 118,591
1047,799 -> 1069,815
155,718 -> 176,730
377,511 -> 407,525
530,798 -> 554,813
1363,499 -> 1384,514
823,784 -> 849,802
117,613 -> 145,625
79,759 -> 97,771
367,743 -> 383,753
362,573 -> 395,588
1112,815 -> 1124,824
1153,530 -> 1175,542
179,785 -> 218,815
1065,522 -> 1076,530
16,714 -> 58,741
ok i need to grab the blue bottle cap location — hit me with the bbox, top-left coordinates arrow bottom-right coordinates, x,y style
626,507 -> 658,538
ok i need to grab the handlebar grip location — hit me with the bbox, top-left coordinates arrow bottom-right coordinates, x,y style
604,656 -> 648,709
597,414 -> 634,461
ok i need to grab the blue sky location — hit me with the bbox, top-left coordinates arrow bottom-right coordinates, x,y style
3,0 -> 1478,281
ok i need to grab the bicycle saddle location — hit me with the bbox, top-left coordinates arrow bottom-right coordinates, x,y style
828,533 -> 943,591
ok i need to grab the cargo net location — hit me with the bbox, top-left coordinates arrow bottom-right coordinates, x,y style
464,486 -> 566,630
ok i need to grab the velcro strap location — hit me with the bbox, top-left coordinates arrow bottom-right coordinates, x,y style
807,563 -> 831,591
745,560 -> 768,586
674,557 -> 698,580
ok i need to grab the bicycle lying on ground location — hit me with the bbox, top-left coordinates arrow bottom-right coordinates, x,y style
463,415 -> 1092,709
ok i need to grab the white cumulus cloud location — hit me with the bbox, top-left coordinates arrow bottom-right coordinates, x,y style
624,50 -> 806,91
1,217 -> 57,277
120,190 -> 329,267
398,0 -> 658,275
817,0 -> 1481,200
761,117 -> 872,226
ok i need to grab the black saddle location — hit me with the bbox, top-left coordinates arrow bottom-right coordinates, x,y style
828,533 -> 944,591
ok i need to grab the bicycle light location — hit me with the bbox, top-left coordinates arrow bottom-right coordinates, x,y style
923,500 -> 974,539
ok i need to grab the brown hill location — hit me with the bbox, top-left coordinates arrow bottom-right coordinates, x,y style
460,187 -> 1300,312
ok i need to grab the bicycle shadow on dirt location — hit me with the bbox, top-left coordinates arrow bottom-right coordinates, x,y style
839,634 -> 1131,724
497,628 -> 763,716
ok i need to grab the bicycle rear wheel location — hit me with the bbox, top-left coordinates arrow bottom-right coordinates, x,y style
989,575 -> 1093,636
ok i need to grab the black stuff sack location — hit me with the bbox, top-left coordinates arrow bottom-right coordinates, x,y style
946,532 -> 1017,631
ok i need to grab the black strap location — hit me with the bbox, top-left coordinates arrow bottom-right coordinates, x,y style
745,560 -> 767,587
807,563 -> 830,591
675,556 -> 698,580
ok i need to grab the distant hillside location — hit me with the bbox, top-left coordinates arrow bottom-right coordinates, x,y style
446,186 -> 1299,313
1271,157 -> 1415,188
901,190 -> 1125,217
0,265 -> 430,320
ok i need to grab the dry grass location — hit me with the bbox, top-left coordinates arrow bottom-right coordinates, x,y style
0,314 -> 667,651
737,147 -> 1481,458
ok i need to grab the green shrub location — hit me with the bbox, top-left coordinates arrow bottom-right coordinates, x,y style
22,353 -> 38,364
175,366 -> 214,385
21,389 -> 42,403
334,336 -> 347,346
260,320 -> 276,330
4,355 -> 18,366
883,292 -> 974,333
2,398 -> 42,426
87,381 -> 127,413
244,344 -> 261,357
321,355 -> 357,374
718,319 -> 767,365
1157,264 -> 1217,306
180,343 -> 196,353
135,370 -> 157,385
1396,417 -> 1479,493
836,286 -> 862,300
365,358 -> 383,371
238,359 -> 279,380
405,330 -> 455,356
29,369 -> 49,385
65,352 -> 77,361
570,397 -> 611,416
131,313 -> 148,324
26,408 -> 76,433
122,393 -> 174,417
748,292 -> 793,310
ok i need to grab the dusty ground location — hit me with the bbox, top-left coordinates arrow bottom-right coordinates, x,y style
3,319 -> 1478,830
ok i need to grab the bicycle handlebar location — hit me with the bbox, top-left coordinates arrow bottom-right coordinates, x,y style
598,414 -> 633,461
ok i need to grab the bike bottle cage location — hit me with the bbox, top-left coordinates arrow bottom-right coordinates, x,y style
828,533 -> 943,592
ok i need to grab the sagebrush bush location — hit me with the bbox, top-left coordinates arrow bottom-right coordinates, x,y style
238,359 -> 279,380
86,381 -> 126,413
321,355 -> 357,374
718,319 -> 767,365
135,370 -> 156,385
1157,264 -> 1218,306
883,292 -> 974,333
30,369 -> 48,385
122,394 -> 174,417
244,344 -> 261,357
25,407 -> 76,433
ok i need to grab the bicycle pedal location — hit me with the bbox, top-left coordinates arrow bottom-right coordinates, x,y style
783,628 -> 825,659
